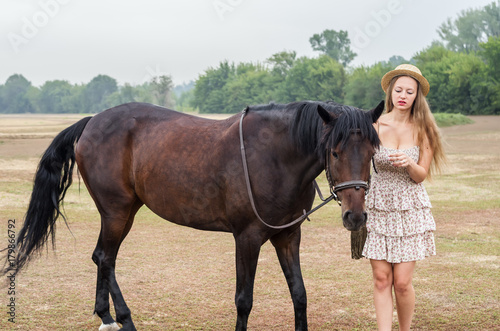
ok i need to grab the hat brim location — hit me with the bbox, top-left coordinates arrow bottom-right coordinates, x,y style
381,69 -> 430,96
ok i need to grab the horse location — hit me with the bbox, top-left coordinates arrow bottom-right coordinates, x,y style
4,100 -> 383,330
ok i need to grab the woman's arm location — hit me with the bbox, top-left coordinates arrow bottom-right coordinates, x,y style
389,136 -> 433,183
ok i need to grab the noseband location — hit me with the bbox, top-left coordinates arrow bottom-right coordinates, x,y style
238,109 -> 370,230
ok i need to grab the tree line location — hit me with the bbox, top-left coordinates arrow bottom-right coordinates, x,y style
191,1 -> 499,115
1,1 -> 498,115
0,73 -> 176,114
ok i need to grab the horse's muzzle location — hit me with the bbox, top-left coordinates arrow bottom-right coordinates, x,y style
342,210 -> 368,231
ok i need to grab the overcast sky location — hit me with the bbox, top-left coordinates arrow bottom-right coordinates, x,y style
0,0 -> 494,87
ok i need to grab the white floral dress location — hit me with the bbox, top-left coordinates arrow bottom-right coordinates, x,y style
362,145 -> 436,263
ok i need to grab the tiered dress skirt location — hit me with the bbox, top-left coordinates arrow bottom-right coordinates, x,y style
362,145 -> 436,263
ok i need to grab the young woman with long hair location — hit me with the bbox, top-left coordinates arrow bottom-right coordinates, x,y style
362,64 -> 446,330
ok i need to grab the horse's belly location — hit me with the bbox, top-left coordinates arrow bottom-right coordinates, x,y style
144,199 -> 233,232
135,173 -> 235,233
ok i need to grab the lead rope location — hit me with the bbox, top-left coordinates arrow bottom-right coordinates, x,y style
239,109 -> 335,230
351,148 -> 377,260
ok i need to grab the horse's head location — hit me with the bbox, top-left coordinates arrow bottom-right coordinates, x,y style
317,101 -> 384,231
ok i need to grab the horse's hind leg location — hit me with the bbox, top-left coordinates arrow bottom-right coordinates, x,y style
270,228 -> 308,331
93,199 -> 143,331
93,231 -> 118,331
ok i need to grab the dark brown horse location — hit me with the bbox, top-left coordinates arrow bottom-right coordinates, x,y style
4,100 -> 383,330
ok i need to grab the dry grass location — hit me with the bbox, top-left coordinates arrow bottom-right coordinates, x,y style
0,113 -> 499,330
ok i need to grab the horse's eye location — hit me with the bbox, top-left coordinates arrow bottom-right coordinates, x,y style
331,152 -> 339,159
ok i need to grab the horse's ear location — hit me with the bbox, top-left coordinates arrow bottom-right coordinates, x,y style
369,101 -> 384,123
317,105 -> 338,124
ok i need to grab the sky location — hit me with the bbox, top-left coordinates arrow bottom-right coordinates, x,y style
0,0 -> 495,87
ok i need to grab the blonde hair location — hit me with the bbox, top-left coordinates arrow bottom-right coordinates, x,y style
385,77 -> 447,179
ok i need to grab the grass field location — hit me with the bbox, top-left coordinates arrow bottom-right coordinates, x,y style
0,112 -> 499,330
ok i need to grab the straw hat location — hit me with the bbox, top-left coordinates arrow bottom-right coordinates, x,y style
381,64 -> 430,96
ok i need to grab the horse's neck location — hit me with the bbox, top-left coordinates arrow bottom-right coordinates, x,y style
273,122 -> 324,189
246,111 -> 323,186
292,154 -> 324,191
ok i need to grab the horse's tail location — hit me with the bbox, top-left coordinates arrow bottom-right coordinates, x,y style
2,116 -> 93,276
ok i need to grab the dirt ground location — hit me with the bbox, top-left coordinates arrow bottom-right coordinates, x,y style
439,115 -> 500,160
0,113 -> 498,330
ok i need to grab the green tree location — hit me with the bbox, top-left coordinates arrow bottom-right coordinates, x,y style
193,61 -> 236,113
119,84 -> 140,103
309,30 -> 356,67
0,74 -> 37,113
277,55 -> 346,102
483,1 -> 500,37
131,82 -> 156,104
173,89 -> 196,112
172,81 -> 195,111
38,80 -> 79,113
438,1 -> 500,52
84,75 -> 118,113
0,85 -> 4,112
438,8 -> 485,52
384,55 -> 411,68
447,53 -> 491,114
62,84 -> 85,113
412,42 -> 450,65
480,35 -> 500,77
104,83 -> 142,109
266,51 -> 297,77
344,62 -> 393,109
480,36 -> 500,112
414,45 -> 493,114
223,64 -> 275,113
150,75 -> 174,108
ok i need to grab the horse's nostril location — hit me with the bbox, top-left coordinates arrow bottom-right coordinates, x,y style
344,210 -> 352,220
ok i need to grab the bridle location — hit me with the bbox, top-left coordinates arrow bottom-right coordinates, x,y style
239,109 -> 371,230
324,145 -> 371,203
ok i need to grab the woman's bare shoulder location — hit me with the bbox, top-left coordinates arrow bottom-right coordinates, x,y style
377,114 -> 392,126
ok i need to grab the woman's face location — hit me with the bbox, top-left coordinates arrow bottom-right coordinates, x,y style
391,76 -> 418,112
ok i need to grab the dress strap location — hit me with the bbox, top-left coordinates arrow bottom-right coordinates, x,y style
372,121 -> 380,174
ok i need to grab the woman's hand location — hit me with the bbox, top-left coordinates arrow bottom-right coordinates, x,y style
389,150 -> 431,183
389,152 -> 413,168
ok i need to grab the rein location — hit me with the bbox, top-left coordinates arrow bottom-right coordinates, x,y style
239,108 -> 369,230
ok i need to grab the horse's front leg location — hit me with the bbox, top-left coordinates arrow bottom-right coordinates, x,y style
233,232 -> 262,331
270,227 -> 308,331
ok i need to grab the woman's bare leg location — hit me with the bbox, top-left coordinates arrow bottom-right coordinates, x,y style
393,261 -> 416,331
370,259 -> 394,331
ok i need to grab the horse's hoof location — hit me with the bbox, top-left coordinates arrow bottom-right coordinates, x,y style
99,322 -> 120,331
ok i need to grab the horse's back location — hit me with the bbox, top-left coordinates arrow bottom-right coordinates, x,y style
88,102 -> 217,127
78,102 -> 237,150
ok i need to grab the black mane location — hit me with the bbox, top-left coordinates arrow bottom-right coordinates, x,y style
247,101 -> 380,162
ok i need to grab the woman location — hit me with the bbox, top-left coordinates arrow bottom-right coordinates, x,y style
362,64 -> 446,330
